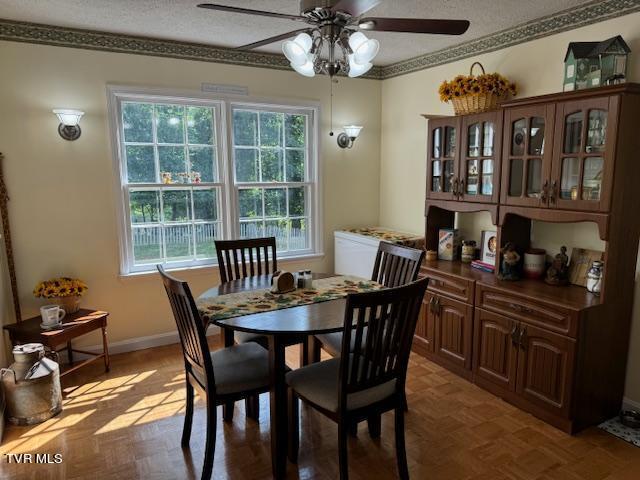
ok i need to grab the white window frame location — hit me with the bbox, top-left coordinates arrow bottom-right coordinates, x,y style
107,85 -> 322,275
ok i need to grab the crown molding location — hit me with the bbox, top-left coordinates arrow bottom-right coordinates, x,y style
380,0 -> 640,79
0,0 -> 638,81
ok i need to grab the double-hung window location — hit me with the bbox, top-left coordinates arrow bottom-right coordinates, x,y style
109,87 -> 320,275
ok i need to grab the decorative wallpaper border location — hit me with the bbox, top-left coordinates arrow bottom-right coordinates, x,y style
0,0 -> 638,80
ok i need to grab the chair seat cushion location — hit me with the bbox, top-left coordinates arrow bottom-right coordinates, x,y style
316,327 -> 369,358
194,343 -> 269,396
235,330 -> 268,348
285,357 -> 396,413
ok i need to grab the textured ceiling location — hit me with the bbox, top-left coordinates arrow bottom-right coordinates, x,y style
0,0 -> 596,66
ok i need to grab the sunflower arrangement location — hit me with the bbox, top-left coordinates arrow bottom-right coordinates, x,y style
439,63 -> 517,115
33,277 -> 88,299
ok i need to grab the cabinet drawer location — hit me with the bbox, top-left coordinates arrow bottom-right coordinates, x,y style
476,284 -> 578,337
423,268 -> 474,304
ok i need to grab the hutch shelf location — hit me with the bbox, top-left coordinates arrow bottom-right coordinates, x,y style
417,83 -> 640,433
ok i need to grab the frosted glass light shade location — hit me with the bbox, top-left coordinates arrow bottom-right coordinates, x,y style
283,33 -> 313,67
348,54 -> 372,77
348,31 -> 379,65
292,59 -> 316,77
53,109 -> 84,126
343,125 -> 363,139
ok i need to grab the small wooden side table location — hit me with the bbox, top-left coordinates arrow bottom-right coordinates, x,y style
3,309 -> 110,377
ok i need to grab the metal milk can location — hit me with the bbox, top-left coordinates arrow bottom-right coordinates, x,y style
0,343 -> 62,425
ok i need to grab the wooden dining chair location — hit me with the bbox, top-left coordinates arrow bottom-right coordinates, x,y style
158,266 -> 270,480
315,242 -> 425,358
286,277 -> 430,480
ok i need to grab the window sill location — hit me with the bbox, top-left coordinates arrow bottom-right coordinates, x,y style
117,252 -> 326,281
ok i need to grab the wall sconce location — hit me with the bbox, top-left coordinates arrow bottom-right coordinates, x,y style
337,125 -> 363,149
53,109 -> 84,141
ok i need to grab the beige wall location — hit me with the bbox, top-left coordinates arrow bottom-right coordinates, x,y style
379,12 -> 640,404
0,41 -> 381,353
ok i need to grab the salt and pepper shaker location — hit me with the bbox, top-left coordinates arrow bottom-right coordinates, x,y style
297,270 -> 305,289
304,270 -> 313,289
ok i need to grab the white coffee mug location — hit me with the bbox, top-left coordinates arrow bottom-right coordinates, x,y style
40,305 -> 66,326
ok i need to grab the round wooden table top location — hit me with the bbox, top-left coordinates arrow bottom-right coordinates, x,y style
198,273 -> 348,336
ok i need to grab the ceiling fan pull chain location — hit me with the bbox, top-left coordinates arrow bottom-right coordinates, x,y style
329,77 -> 334,137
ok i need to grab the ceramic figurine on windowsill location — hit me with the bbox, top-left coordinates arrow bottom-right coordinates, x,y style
545,246 -> 570,286
498,242 -> 521,281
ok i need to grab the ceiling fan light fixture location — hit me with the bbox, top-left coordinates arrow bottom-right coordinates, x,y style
348,31 -> 379,65
282,32 -> 313,66
347,54 -> 372,77
292,59 -> 316,77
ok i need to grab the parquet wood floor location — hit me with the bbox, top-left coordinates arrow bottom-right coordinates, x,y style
2,337 -> 639,479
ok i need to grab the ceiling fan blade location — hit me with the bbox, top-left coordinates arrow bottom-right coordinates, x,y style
236,29 -> 313,50
359,18 -> 470,35
197,3 -> 303,21
331,0 -> 382,17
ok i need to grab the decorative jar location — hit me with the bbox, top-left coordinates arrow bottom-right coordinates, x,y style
586,260 -> 603,295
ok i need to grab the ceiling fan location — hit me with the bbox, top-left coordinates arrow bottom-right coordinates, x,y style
197,0 -> 470,78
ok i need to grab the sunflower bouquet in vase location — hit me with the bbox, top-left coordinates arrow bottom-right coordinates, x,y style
33,277 -> 88,314
439,62 -> 517,115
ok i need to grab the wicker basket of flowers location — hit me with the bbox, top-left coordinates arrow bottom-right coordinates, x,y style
439,62 -> 517,115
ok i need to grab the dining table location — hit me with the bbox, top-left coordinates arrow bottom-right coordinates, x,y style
196,273 -> 371,479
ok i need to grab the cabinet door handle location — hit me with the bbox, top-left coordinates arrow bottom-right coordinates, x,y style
508,302 -> 533,314
541,180 -> 549,203
452,177 -> 459,196
510,324 -> 520,347
550,181 -> 558,204
459,179 -> 465,198
519,326 -> 528,350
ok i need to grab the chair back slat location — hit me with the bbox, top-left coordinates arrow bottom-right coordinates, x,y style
372,242 -> 425,288
158,266 -> 216,393
339,277 -> 429,406
215,237 -> 278,283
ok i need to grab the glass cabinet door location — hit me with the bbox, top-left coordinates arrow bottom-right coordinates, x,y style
552,97 -> 614,212
460,112 -> 501,203
501,105 -> 554,207
426,118 -> 460,201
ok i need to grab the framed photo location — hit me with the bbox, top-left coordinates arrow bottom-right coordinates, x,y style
568,248 -> 604,286
481,230 -> 498,264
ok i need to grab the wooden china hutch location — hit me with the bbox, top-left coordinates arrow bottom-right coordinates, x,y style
416,83 -> 640,433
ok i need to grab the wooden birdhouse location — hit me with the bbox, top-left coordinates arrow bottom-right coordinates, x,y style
563,35 -> 630,91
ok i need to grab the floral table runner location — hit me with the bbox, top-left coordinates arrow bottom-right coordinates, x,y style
345,227 -> 425,250
197,275 -> 382,324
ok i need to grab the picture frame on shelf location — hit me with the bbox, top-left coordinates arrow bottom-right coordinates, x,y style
480,230 -> 498,265
568,248 -> 604,287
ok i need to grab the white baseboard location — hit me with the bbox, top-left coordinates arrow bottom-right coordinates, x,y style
59,325 -> 220,362
623,397 -> 640,411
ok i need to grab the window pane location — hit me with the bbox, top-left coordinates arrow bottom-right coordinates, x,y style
123,103 -> 153,143
235,148 -> 259,182
509,158 -> 523,196
481,159 -> 493,195
285,114 -> 306,148
265,219 -> 288,250
526,158 -> 542,198
483,122 -> 495,156
240,221 -> 264,239
162,190 -> 191,222
265,188 -> 286,217
159,146 -> 187,184
286,150 -> 305,182
290,218 -> 309,250
189,146 -> 216,183
238,188 -> 263,219
156,105 -> 185,144
234,110 -> 258,146
261,149 -> 284,182
444,127 -> 456,157
195,223 -> 219,259
586,110 -> 607,153
260,112 -> 284,147
582,157 -> 603,201
511,119 -> 526,156
126,145 -> 156,183
130,190 -> 160,223
466,159 -> 478,194
443,160 -> 454,192
564,112 -> 582,154
468,123 -> 480,157
432,128 -> 441,158
132,226 -> 162,264
529,117 -> 545,155
165,224 -> 193,261
288,187 -> 305,216
193,188 -> 218,221
187,106 -> 214,145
